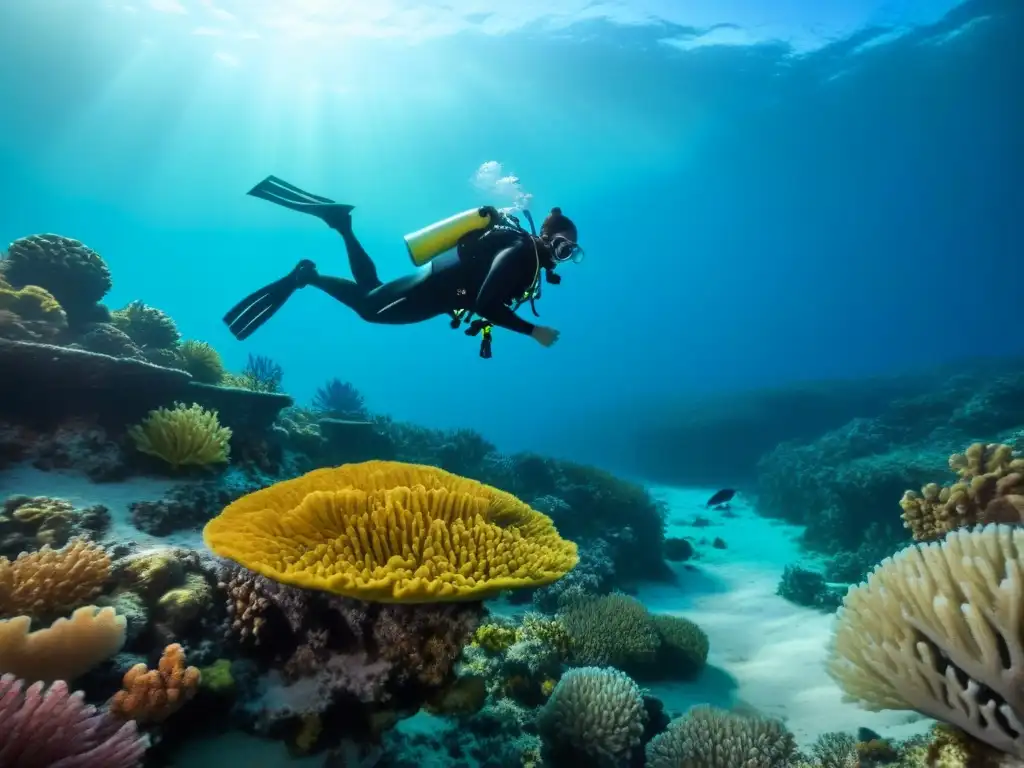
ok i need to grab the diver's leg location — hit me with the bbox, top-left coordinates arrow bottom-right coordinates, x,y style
309,267 -> 447,325
325,209 -> 383,291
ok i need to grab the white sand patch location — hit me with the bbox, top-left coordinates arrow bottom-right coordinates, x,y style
0,463 -> 204,550
640,485 -> 931,748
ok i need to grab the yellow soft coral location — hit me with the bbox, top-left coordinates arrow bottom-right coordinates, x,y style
0,605 -> 127,683
128,402 -> 232,468
473,622 -> 519,654
900,442 -> 1024,541
109,642 -> 201,723
0,278 -> 67,341
0,537 -> 111,619
203,460 -> 578,603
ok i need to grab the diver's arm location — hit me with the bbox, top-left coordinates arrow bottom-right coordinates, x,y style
473,244 -> 536,336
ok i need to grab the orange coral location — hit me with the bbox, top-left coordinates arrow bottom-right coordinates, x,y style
109,643 -> 201,724
900,442 -> 1024,541
0,537 -> 111,619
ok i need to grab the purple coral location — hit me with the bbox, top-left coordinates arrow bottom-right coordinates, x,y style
0,674 -> 148,768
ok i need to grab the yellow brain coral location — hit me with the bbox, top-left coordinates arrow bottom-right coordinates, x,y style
202,460 -> 579,603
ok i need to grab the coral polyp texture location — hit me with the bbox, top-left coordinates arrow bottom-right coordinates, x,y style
0,674 -> 148,768
826,523 -> 1024,758
645,705 -> 797,768
128,402 -> 232,468
202,460 -> 579,602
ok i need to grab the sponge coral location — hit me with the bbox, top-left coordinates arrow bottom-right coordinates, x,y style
110,643 -> 201,724
0,605 -> 127,683
1,234 -> 112,319
537,666 -> 646,766
128,402 -> 232,468
826,523 -> 1024,759
202,460 -> 579,603
645,705 -> 797,768
900,442 -> 1024,541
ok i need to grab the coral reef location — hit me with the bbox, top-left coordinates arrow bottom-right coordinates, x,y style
755,370 -> 1024,566
1,234 -> 112,327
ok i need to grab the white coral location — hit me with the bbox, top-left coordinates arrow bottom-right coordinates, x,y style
827,523 -> 1024,758
536,666 -> 646,766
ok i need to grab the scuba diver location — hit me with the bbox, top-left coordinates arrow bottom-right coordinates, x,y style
223,175 -> 584,358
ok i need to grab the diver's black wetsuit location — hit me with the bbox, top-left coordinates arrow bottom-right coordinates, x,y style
223,175 -> 549,343
311,222 -> 543,335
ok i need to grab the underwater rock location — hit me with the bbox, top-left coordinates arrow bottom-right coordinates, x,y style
319,418 -> 397,463
0,338 -> 292,435
663,537 -> 694,562
129,475 -> 263,536
776,564 -> 843,612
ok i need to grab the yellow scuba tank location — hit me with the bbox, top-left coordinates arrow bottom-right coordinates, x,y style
403,207 -> 494,267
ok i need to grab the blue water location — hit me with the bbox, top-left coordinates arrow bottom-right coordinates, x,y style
0,0 -> 1019,464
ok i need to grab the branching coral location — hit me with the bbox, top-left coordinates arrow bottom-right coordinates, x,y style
0,674 -> 148,767
537,666 -> 647,767
900,442 -> 1024,541
645,705 -> 797,768
0,537 -> 111,619
827,523 -> 1024,759
110,300 -> 180,349
203,460 -> 578,602
128,402 -> 232,468
0,605 -> 127,683
110,643 -> 201,724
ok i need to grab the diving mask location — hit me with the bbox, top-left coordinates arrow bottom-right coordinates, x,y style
550,234 -> 584,264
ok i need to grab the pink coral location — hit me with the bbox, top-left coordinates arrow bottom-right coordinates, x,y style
0,674 -> 148,767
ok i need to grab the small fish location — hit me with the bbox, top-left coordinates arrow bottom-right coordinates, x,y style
705,488 -> 736,508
